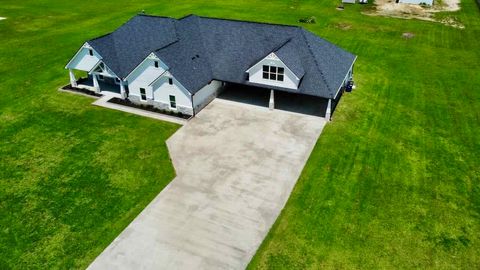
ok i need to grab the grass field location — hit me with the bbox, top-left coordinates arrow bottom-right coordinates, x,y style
1,0 -> 479,269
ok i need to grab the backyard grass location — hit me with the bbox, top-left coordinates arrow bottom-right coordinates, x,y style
0,0 -> 479,269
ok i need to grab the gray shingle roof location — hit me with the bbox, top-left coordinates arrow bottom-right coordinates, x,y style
88,15 -> 177,78
86,14 -> 356,98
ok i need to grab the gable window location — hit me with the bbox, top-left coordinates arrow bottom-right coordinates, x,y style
262,65 -> 284,82
169,95 -> 176,109
154,61 -> 159,68
89,49 -> 93,56
140,88 -> 146,101
168,78 -> 173,85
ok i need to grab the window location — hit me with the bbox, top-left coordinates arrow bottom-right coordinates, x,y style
262,65 -> 284,82
115,78 -> 120,83
168,78 -> 173,85
140,88 -> 146,101
154,61 -> 159,68
98,75 -> 104,81
169,95 -> 176,108
89,49 -> 93,56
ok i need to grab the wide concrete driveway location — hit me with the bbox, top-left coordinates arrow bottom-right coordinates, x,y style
88,99 -> 326,270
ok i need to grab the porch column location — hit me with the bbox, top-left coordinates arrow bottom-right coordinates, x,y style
269,89 -> 275,110
92,74 -> 100,93
119,80 -> 126,98
69,69 -> 77,87
325,98 -> 332,121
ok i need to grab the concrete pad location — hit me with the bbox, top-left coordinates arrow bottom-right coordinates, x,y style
88,99 -> 326,269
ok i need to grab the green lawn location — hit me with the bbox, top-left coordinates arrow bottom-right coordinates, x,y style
1,0 -> 479,269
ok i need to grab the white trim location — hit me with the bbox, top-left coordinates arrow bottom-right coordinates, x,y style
65,42 -> 102,69
245,52 -> 300,81
149,71 -> 192,97
89,60 -> 120,79
333,56 -> 357,100
124,53 -> 164,81
139,87 -> 148,102
148,69 -> 169,87
169,95 -> 177,110
325,98 -> 332,121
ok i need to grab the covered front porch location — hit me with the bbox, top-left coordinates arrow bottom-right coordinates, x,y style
68,68 -> 126,98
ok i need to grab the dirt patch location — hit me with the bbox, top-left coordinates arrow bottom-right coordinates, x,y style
334,22 -> 353,30
363,0 -> 463,28
402,32 -> 415,38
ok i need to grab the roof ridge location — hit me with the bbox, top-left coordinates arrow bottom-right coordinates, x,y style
154,39 -> 179,52
300,28 -> 333,97
273,38 -> 293,53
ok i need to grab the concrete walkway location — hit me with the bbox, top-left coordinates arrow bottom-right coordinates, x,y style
88,99 -> 326,269
92,93 -> 188,125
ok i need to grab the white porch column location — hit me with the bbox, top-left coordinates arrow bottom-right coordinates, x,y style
119,81 -> 126,98
269,89 -> 275,110
69,69 -> 77,87
325,98 -> 332,121
92,74 -> 100,93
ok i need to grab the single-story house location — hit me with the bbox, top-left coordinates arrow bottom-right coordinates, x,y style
65,14 -> 356,120
397,0 -> 433,5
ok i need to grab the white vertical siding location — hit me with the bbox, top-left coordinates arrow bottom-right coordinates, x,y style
192,80 -> 222,112
127,58 -> 167,102
151,75 -> 192,112
247,56 -> 299,90
66,44 -> 101,71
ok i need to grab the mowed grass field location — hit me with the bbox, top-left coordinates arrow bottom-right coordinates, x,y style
0,0 -> 479,269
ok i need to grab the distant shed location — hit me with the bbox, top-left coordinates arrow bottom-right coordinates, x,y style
398,0 -> 433,5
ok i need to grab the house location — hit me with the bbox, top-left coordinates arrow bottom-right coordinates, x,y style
65,14 -> 356,120
397,0 -> 433,5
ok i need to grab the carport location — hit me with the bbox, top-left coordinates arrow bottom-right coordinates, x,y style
217,83 -> 343,119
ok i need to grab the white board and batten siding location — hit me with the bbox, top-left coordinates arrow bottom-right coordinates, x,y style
151,73 -> 193,115
192,80 -> 223,112
126,54 -> 168,104
246,53 -> 300,90
66,43 -> 101,71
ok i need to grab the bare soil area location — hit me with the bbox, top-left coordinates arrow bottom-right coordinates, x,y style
363,0 -> 464,28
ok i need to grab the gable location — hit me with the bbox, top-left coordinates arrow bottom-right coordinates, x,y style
65,43 -> 101,71
125,53 -> 168,84
246,52 -> 300,90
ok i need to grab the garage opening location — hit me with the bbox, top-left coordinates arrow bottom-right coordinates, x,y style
217,83 -> 270,108
217,83 -> 331,118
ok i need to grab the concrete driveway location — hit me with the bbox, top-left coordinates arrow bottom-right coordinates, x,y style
88,99 -> 326,270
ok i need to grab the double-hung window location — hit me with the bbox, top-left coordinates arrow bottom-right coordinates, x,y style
169,95 -> 176,109
262,65 -> 284,82
140,88 -> 147,101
